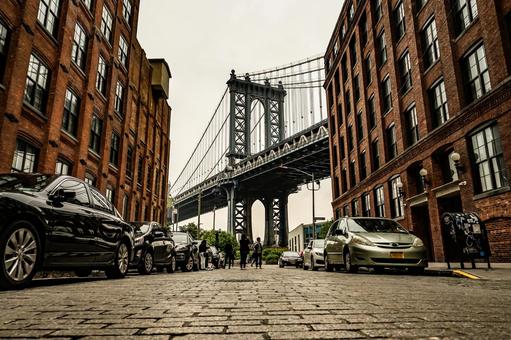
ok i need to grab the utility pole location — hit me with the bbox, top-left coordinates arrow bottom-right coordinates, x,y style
212,205 -> 216,231
312,172 -> 316,240
197,191 -> 201,238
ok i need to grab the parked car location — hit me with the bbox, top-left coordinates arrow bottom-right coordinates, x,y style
278,251 -> 303,268
303,239 -> 324,271
324,217 -> 428,273
172,232 -> 199,271
131,222 -> 176,274
0,173 -> 134,289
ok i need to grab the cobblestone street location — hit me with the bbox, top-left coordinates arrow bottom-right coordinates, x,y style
1,266 -> 510,339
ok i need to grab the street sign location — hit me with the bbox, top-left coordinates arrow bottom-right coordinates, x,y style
314,217 -> 326,221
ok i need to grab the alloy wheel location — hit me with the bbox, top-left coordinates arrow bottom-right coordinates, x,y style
185,256 -> 193,271
118,243 -> 129,274
169,256 -> 176,273
4,228 -> 38,282
144,252 -> 153,274
309,256 -> 314,271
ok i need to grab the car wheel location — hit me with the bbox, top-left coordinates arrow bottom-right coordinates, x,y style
74,269 -> 92,277
324,254 -> 334,272
137,251 -> 153,275
303,262 -> 308,270
183,255 -> 193,272
278,260 -> 283,268
344,250 -> 358,274
167,255 -> 176,273
0,221 -> 40,290
105,241 -> 130,279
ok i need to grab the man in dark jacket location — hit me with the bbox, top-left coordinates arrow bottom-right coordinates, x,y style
253,237 -> 263,269
199,240 -> 208,270
239,234 -> 250,269
224,242 -> 234,269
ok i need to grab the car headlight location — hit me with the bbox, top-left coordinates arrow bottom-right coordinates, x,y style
352,236 -> 374,246
413,238 -> 424,247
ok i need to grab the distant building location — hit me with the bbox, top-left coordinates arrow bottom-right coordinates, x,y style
324,0 -> 511,261
0,0 -> 172,224
289,222 -> 327,253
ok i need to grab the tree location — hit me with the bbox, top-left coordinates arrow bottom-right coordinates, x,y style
317,219 -> 334,239
201,229 -> 239,253
180,222 -> 199,239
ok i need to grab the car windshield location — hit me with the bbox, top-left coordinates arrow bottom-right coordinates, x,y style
132,222 -> 151,236
348,219 -> 408,234
0,174 -> 55,192
282,251 -> 299,257
313,240 -> 324,248
172,233 -> 188,243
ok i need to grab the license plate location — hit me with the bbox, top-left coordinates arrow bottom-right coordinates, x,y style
390,252 -> 404,259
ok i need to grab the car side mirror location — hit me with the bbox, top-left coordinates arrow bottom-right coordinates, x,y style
51,189 -> 76,203
334,229 -> 344,236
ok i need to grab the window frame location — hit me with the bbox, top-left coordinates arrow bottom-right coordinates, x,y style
100,5 -> 113,43
398,51 -> 412,94
62,89 -> 80,137
453,0 -> 479,36
0,20 -> 10,83
89,115 -> 103,154
405,105 -> 419,147
389,176 -> 404,218
11,139 -> 39,173
463,43 -> 491,104
386,124 -> 397,161
381,75 -> 392,114
422,18 -> 440,69
37,0 -> 61,38
109,132 -> 120,167
394,1 -> 406,41
24,54 -> 50,113
374,185 -> 385,217
429,78 -> 449,128
71,22 -> 88,71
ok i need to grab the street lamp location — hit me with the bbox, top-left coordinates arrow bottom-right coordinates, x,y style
279,165 -> 320,239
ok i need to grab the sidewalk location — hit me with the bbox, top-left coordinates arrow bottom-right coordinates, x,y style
427,262 -> 511,280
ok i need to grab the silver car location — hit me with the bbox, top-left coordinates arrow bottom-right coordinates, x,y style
324,217 -> 428,273
303,239 -> 324,271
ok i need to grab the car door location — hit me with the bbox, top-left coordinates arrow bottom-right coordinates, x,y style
330,219 -> 348,263
151,224 -> 166,264
45,179 -> 97,266
324,220 -> 339,259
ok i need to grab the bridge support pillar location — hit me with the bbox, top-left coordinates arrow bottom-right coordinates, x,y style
262,195 -> 289,247
263,199 -> 274,247
278,195 -> 289,248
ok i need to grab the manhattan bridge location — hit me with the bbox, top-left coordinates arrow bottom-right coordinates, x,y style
170,56 -> 331,246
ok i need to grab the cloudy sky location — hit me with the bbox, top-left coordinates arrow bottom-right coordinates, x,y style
137,0 -> 343,238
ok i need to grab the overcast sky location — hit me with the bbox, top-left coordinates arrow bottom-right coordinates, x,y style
137,0 -> 343,238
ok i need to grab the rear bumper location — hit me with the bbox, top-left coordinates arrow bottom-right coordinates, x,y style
350,245 -> 428,268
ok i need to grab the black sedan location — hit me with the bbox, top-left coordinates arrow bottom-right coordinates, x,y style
131,222 -> 176,275
278,251 -> 303,268
0,173 -> 134,289
172,232 -> 199,272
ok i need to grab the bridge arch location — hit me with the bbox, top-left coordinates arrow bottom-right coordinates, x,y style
249,99 -> 266,154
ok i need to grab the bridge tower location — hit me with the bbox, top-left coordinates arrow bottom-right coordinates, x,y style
224,71 -> 289,246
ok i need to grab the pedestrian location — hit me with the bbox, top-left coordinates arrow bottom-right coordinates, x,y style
239,234 -> 250,269
224,242 -> 234,269
199,240 -> 208,270
253,237 -> 263,269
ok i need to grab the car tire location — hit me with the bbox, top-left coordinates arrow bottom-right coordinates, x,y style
182,255 -> 193,272
75,269 -> 92,277
278,260 -> 283,268
324,254 -> 334,272
167,255 -> 176,273
344,250 -> 358,274
105,241 -> 130,279
137,251 -> 153,275
303,262 -> 309,270
0,221 -> 40,290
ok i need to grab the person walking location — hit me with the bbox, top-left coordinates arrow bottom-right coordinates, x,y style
199,240 -> 208,270
239,234 -> 250,269
224,242 -> 234,269
253,237 -> 263,269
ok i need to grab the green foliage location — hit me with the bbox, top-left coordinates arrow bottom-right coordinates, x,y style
201,229 -> 239,253
262,247 -> 288,261
317,219 -> 334,239
179,222 -> 199,239
265,253 -> 280,265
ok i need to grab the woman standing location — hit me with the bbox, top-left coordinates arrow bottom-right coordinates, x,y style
239,234 -> 251,269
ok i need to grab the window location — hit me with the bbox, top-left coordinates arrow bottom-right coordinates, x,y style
155,171 -> 160,195
100,5 -> 113,42
82,0 -> 93,11
85,173 -> 96,187
337,103 -> 343,126
429,79 -> 449,128
343,205 -> 350,217
362,192 -> 371,216
386,124 -> 397,160
89,115 -> 103,154
0,21 -> 10,82
55,159 -> 72,175
371,139 -> 380,171
71,23 -> 88,70
422,19 -> 440,69
349,159 -> 356,187
110,133 -> 120,166
37,0 -> 61,37
368,95 -> 376,129
118,35 -> 129,68
389,176 -> 404,218
398,51 -> 412,93
340,23 -> 346,40
341,167 -> 348,191
463,44 -> 491,103
351,199 -> 359,217
364,55 -> 372,85
394,1 -> 406,41
11,139 -> 39,173
345,90 -> 351,115
134,201 -> 140,221
416,0 -> 428,12
348,124 -> 354,151
122,194 -> 129,219
58,180 -> 89,206
360,13 -> 368,46
24,54 -> 50,113
359,152 -> 367,180
405,105 -> 419,146
350,37 -> 357,67
96,56 -> 108,95
453,0 -> 478,35
356,111 -> 363,140
334,71 -> 341,97
374,186 -> 385,217
333,39 -> 340,58
62,89 -> 80,137
126,145 -> 134,178
470,124 -> 508,193
348,3 -> 355,23
377,31 -> 387,67
106,185 -> 114,204
115,82 -> 125,115
147,164 -> 153,191
137,156 -> 144,185
122,0 -> 133,25
354,75 -> 360,102
381,76 -> 392,114
374,0 -> 383,22
341,55 -> 348,81
339,136 -> 346,160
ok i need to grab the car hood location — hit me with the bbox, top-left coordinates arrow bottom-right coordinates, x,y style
356,232 -> 415,243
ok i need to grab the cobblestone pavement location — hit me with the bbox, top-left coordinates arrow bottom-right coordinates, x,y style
1,266 -> 510,339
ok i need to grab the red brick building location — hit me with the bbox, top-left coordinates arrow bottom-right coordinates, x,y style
324,0 -> 511,261
0,0 -> 172,224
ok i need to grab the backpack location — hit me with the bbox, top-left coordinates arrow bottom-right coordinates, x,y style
254,242 -> 262,254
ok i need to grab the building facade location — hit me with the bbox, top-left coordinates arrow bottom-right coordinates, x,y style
0,0 -> 171,224
289,223 -> 326,253
324,0 -> 511,261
